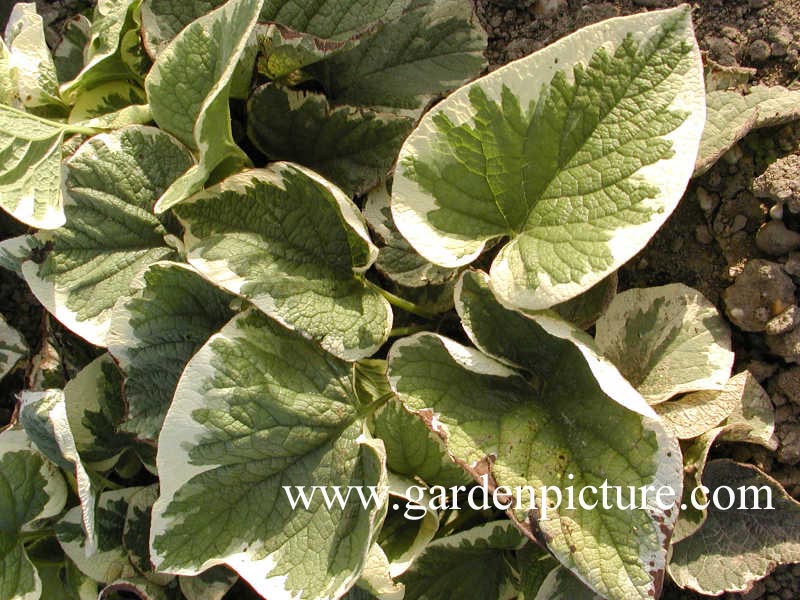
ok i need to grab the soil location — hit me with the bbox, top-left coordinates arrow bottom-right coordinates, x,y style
1,1 -> 799,599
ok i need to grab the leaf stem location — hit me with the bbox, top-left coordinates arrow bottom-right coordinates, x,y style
357,392 -> 394,419
388,325 -> 428,337
20,528 -> 55,544
0,103 -> 99,136
363,280 -> 438,319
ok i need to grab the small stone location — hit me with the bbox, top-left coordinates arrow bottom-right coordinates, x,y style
721,26 -> 741,41
732,213 -> 748,232
749,39 -> 772,62
753,154 -> 800,213
767,327 -> 800,363
756,220 -> 800,256
772,42 -> 788,58
695,224 -> 713,245
768,25 -> 794,48
723,259 -> 796,332
697,186 -> 719,213
766,305 -> 800,335
777,427 -> 800,464
768,366 -> 800,406
707,36 -> 739,66
785,252 -> 800,278
770,203 -> 784,220
749,0 -> 768,7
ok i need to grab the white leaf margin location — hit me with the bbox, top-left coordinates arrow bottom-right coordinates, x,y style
391,6 -> 706,311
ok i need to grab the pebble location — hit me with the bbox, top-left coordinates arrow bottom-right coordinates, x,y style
767,326 -> 800,363
770,203 -> 784,220
756,220 -> 800,256
723,259 -> 796,332
784,252 -> 800,279
766,305 -> 800,336
697,187 -> 719,213
750,39 -> 773,62
749,0 -> 768,7
752,154 -> 800,214
768,366 -> 800,406
777,427 -> 800,464
768,25 -> 794,48
707,36 -> 739,66
732,213 -> 748,232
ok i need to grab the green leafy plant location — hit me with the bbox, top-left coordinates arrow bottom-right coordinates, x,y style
1,2 -> 798,600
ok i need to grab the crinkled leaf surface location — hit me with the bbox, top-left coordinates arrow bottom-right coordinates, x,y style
108,262 -> 234,440
397,520 -> 525,600
174,163 -> 392,360
716,371 -> 776,448
68,81 -> 146,124
0,38 -> 13,105
145,0 -> 261,212
19,389 -> 99,555
0,105 -> 68,228
0,428 -> 67,600
355,544 -> 404,600
150,309 -> 388,600
655,370 -> 746,439
387,270 -> 681,600
59,0 -> 140,104
533,567 -> 603,600
392,7 -> 705,310
373,397 -> 471,489
669,460 -> 800,596
179,567 -> 238,600
0,313 -> 27,379
516,544 -> 559,600
4,3 -> 64,110
122,485 -> 173,585
56,487 -> 140,584
595,283 -> 733,405
22,126 -> 194,346
310,0 -> 486,110
694,85 -> 800,176
377,474 -> 440,578
261,0 -> 405,39
247,85 -> 413,196
140,0 -> 223,56
672,371 -> 776,543
255,23 -> 372,82
364,182 -> 457,291
62,354 -> 135,469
